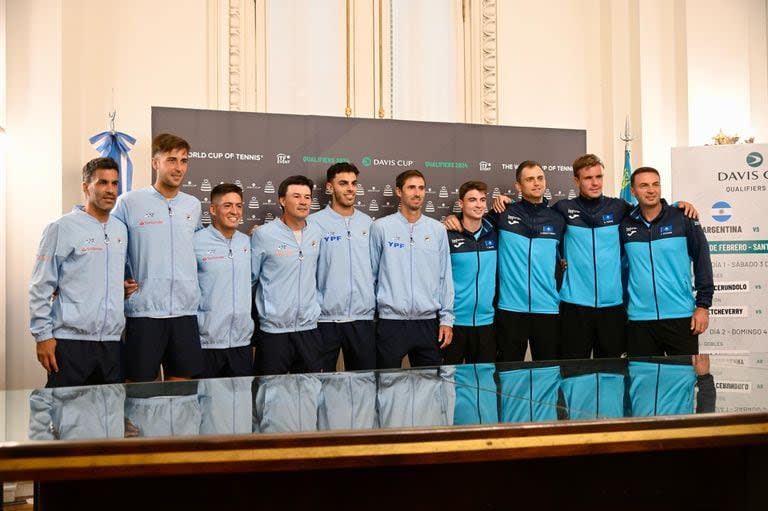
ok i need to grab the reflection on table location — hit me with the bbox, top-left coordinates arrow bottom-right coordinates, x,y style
26,355 -> 763,442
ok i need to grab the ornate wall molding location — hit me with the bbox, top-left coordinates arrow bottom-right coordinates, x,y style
228,0 -> 243,111
481,0 -> 497,125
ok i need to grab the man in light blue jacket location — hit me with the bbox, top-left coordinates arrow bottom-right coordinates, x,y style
370,169 -> 454,368
308,163 -> 376,371
29,157 -> 127,387
112,133 -> 203,381
251,175 -> 323,375
194,183 -> 254,377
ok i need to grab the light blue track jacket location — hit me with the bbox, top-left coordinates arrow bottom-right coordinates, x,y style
370,212 -> 454,326
194,226 -> 254,348
251,218 -> 322,333
112,186 -> 202,317
29,385 -> 126,440
29,206 -> 127,342
308,205 -> 375,321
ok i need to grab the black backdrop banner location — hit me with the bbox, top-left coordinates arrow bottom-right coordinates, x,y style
152,107 -> 586,232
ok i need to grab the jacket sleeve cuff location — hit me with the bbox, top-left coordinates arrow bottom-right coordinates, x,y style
34,331 -> 54,342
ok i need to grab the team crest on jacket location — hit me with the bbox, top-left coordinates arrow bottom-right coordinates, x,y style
602,213 -> 614,224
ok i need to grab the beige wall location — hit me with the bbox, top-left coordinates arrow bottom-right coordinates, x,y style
2,0 -> 767,390
4,0 -> 210,391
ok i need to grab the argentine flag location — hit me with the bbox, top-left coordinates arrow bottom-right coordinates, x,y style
711,201 -> 732,222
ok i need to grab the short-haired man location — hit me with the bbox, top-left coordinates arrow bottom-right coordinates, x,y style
493,161 -> 565,361
444,181 -> 498,364
194,183 -> 254,378
493,153 -> 698,359
552,154 -> 634,359
308,163 -> 376,371
620,167 -> 713,356
251,175 -> 324,374
29,157 -> 127,387
112,133 -> 203,381
370,169 -> 454,368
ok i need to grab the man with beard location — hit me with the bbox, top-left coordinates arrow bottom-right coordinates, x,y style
370,169 -> 454,368
30,157 -> 127,386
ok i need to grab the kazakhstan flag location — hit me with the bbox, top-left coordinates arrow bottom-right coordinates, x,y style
620,148 -> 637,205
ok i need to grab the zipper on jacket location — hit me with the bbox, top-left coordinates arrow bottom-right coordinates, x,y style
528,369 -> 534,421
227,237 -> 235,347
654,365 -> 661,416
592,227 -> 598,307
527,238 -> 533,312
99,224 -> 111,341
101,387 -> 109,436
346,217 -> 353,318
295,234 -> 304,330
231,380 -> 237,430
472,235 -> 480,326
595,373 -> 600,418
168,202 -> 175,315
647,230 -> 661,320
474,364 -> 482,424
409,223 -> 415,317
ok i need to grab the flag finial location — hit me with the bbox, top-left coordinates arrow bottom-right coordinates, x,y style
620,115 -> 635,149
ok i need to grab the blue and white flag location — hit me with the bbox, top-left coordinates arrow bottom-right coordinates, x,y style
620,148 -> 636,206
711,201 -> 732,222
89,130 -> 136,195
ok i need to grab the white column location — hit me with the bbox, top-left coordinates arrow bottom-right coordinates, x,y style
685,0 -> 759,146
0,0 -> 7,402
264,0 -> 347,116
389,0 -> 464,121
6,0 -> 64,391
634,0 -> 689,194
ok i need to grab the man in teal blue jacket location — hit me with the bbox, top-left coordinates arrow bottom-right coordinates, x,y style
445,181 -> 498,364
620,167 -> 713,356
